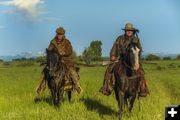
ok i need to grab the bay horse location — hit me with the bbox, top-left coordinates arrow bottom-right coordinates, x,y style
114,43 -> 141,120
45,49 -> 72,106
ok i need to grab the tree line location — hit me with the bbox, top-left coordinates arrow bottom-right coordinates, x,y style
1,40 -> 180,66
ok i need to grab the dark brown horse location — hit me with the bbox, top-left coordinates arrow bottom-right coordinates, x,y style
114,43 -> 141,120
45,49 -> 72,106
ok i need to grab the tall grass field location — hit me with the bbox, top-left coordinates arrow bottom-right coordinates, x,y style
0,61 -> 179,120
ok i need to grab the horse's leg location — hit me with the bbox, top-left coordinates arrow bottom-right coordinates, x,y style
58,87 -> 64,105
124,98 -> 128,112
67,91 -> 71,102
114,86 -> 119,101
55,92 -> 59,106
54,84 -> 59,107
138,95 -> 141,111
118,91 -> 124,120
129,94 -> 136,112
115,85 -> 123,120
56,91 -> 60,107
124,94 -> 129,110
51,89 -> 56,106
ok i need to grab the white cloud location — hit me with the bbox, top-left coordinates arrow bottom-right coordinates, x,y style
0,0 -> 63,23
0,0 -> 44,17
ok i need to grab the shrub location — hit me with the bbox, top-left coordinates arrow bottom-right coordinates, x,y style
156,65 -> 165,70
3,62 -> 11,66
163,56 -> 171,60
145,54 -> 161,61
168,63 -> 176,68
16,61 -> 35,67
0,59 -> 3,62
175,54 -> 180,60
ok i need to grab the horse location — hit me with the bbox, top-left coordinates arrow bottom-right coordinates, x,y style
114,43 -> 141,120
45,49 -> 72,106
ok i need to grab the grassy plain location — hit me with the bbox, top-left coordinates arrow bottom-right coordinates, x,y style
0,60 -> 179,120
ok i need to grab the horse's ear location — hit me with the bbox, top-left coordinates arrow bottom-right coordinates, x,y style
46,48 -> 50,54
131,47 -> 134,51
135,46 -> 140,52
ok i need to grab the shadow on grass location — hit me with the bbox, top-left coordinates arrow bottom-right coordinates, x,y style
34,96 -> 53,106
81,97 -> 117,116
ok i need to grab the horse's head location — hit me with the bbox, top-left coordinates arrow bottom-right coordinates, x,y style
124,43 -> 140,71
46,49 -> 62,77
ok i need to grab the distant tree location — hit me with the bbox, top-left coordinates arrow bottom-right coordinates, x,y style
72,50 -> 79,64
141,57 -> 145,61
82,40 -> 103,65
82,47 -> 93,65
90,40 -> 103,61
12,57 -> 36,62
28,57 -> 36,61
3,62 -> 11,66
163,56 -> 171,60
77,55 -> 83,62
0,59 -> 3,62
102,56 -> 109,61
35,56 -> 46,64
145,54 -> 161,61
12,58 -> 27,61
176,54 -> 180,60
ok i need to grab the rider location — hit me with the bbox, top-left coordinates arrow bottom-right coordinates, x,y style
99,23 -> 149,97
36,27 -> 82,94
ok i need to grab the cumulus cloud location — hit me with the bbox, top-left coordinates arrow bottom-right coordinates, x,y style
0,0 -> 62,23
0,0 -> 44,17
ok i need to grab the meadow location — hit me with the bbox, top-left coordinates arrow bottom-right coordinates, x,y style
0,60 -> 179,120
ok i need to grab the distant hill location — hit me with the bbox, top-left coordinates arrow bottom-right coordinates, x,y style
142,52 -> 179,58
0,51 -> 45,61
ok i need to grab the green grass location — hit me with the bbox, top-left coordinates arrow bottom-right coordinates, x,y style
0,61 -> 180,120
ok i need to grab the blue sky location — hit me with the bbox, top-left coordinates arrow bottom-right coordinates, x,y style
0,0 -> 180,56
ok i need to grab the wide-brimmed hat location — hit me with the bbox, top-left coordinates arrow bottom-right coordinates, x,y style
122,23 -> 138,31
56,27 -> 65,35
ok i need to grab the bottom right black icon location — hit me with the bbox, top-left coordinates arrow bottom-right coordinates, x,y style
165,105 -> 180,120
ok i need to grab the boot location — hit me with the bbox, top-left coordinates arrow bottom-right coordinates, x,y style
74,81 -> 82,94
99,86 -> 111,96
99,73 -> 113,96
139,79 -> 149,97
70,76 -> 82,94
75,85 -> 82,94
68,67 -> 82,94
36,78 -> 46,95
